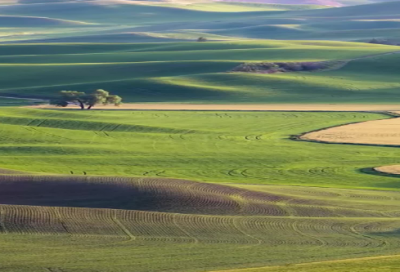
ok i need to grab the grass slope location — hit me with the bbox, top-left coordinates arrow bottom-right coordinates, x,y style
0,41 -> 397,103
0,1 -> 277,25
214,254 -> 400,271
1,109 -> 400,190
1,0 -> 400,43
296,0 -> 400,17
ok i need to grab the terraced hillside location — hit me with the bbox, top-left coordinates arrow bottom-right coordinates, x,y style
0,40 -> 398,103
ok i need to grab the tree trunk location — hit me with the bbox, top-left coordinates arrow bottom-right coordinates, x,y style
87,105 -> 93,110
77,100 -> 85,110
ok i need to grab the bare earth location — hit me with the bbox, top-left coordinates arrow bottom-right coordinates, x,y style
26,103 -> 400,111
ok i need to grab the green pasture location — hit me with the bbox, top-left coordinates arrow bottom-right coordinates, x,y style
0,40 -> 398,103
221,254 -> 400,272
0,108 -> 400,190
0,0 -> 399,43
0,1 -> 400,271
1,232 -> 399,272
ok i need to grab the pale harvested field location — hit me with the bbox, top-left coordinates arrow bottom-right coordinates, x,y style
301,114 -> 400,146
375,165 -> 400,175
27,103 -> 400,112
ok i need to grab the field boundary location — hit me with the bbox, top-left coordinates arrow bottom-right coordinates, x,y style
293,111 -> 400,148
24,104 -> 400,112
209,252 -> 400,272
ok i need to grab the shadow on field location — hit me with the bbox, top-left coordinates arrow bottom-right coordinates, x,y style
0,175 -> 161,211
359,167 -> 400,178
0,174 -> 394,220
0,175 -> 256,215
0,175 -> 309,216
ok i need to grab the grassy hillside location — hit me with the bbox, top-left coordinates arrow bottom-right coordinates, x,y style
216,254 -> 400,272
0,109 -> 399,189
0,40 -> 397,103
296,0 -> 400,17
1,1 -> 400,271
1,110 -> 400,271
0,0 -> 399,42
0,1 -> 277,25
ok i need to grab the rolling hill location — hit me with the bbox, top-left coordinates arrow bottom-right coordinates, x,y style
0,1 -> 400,271
0,0 -> 398,42
0,40 -> 397,104
0,109 -> 400,271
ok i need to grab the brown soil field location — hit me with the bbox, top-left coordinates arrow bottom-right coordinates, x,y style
26,103 -> 400,111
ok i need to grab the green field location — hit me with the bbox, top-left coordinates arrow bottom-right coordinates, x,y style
2,0 -> 400,271
0,40 -> 398,103
0,0 -> 399,43
0,109 -> 398,189
1,109 -> 400,271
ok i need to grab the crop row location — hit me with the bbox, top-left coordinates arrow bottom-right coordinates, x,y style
1,204 -> 400,247
0,175 -> 397,218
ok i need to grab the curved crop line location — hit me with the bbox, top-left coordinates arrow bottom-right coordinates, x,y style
172,214 -> 199,245
293,111 -> 398,148
232,218 -> 262,247
0,207 -> 8,234
208,253 -> 400,272
112,210 -> 136,242
291,220 -> 327,247
350,222 -> 389,248
1,174 -> 400,253
292,111 -> 400,178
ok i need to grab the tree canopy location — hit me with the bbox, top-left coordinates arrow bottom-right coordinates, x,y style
51,89 -> 122,110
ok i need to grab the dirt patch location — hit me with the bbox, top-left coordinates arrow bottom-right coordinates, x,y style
369,38 -> 400,46
231,61 -> 344,74
25,103 -> 400,111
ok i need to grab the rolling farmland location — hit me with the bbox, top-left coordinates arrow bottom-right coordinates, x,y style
0,41 -> 398,104
1,0 -> 400,271
3,172 -> 400,271
0,109 -> 399,189
3,109 -> 400,271
0,0 -> 398,43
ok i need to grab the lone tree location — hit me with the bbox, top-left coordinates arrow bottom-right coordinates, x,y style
197,37 -> 207,42
51,89 -> 122,110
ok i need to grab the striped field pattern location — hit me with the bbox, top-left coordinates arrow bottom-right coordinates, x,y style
1,175 -> 400,271
1,109 -> 400,271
